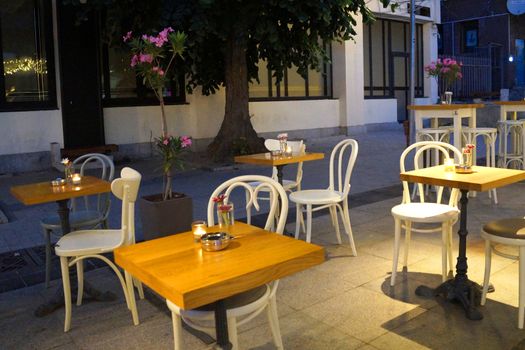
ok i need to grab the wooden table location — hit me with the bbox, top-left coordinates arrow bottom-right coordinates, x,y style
494,101 -> 525,121
235,152 -> 324,185
10,176 -> 112,316
115,222 -> 325,349
400,165 -> 525,320
407,104 -> 485,151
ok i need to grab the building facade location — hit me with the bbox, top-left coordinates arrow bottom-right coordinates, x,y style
0,0 -> 440,173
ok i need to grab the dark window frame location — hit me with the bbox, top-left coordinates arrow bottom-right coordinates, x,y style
0,0 -> 57,112
363,18 -> 425,100
249,44 -> 333,101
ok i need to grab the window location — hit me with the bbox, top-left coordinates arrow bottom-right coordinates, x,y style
462,21 -> 478,52
100,42 -> 185,107
249,45 -> 332,100
0,0 -> 56,111
363,18 -> 424,98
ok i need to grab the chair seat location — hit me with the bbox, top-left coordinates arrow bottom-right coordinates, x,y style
249,180 -> 297,191
483,218 -> 525,240
166,284 -> 269,315
55,229 -> 123,257
289,189 -> 343,205
391,203 -> 459,223
41,210 -> 104,230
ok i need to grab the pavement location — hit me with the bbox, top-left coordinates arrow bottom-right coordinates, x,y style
4,128 -> 525,349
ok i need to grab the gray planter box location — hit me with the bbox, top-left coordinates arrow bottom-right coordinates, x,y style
139,194 -> 193,241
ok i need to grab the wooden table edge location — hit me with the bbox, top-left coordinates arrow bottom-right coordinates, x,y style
234,152 -> 325,166
407,104 -> 485,111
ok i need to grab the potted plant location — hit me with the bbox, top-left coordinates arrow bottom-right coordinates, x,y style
124,27 -> 193,240
425,58 -> 463,104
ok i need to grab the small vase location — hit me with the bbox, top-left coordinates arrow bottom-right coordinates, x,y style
64,166 -> 73,182
440,91 -> 453,104
217,202 -> 234,233
279,140 -> 287,154
463,152 -> 473,168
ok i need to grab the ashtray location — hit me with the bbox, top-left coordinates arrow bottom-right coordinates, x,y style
201,232 -> 234,252
51,178 -> 66,186
455,165 -> 474,174
270,150 -> 282,157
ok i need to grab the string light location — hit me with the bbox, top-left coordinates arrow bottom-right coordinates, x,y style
3,58 -> 47,75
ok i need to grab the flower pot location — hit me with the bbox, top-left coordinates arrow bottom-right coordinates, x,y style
139,193 -> 193,241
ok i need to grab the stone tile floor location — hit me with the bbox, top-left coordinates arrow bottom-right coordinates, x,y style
2,183 -> 525,349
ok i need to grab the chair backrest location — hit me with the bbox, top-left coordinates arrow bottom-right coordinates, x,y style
328,139 -> 358,198
400,141 -> 462,206
264,139 -> 305,184
71,153 -> 115,221
207,175 -> 288,234
111,167 -> 142,246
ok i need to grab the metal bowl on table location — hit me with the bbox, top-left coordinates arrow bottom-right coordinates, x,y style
200,232 -> 234,252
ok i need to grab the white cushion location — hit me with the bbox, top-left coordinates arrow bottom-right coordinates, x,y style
55,229 -> 123,257
391,202 -> 459,223
289,189 -> 343,205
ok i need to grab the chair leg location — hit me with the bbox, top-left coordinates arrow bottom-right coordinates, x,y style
267,296 -> 284,349
76,261 -> 84,306
60,256 -> 72,332
341,201 -> 357,256
481,240 -> 492,306
226,316 -> 239,350
295,204 -> 302,239
125,271 -> 140,326
44,228 -> 52,288
391,218 -> 401,286
134,278 -> 145,300
329,205 -> 342,244
171,311 -> 183,350
306,205 -> 312,243
518,246 -> 525,329
403,221 -> 412,269
245,190 -> 251,225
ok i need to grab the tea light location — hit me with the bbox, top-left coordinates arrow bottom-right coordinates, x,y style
285,145 -> 293,157
444,158 -> 455,172
71,173 -> 82,185
192,220 -> 207,242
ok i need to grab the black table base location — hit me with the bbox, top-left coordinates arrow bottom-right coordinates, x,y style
214,299 -> 233,350
414,189 -> 483,320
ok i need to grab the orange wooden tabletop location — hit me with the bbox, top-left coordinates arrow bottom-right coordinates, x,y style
10,176 -> 111,205
234,152 -> 324,166
494,101 -> 525,105
114,222 -> 325,310
400,165 -> 525,192
407,104 -> 485,111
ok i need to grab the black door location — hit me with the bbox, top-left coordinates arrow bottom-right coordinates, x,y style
57,4 -> 104,149
390,52 -> 409,123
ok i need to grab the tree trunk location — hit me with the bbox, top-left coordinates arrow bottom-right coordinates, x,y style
207,29 -> 265,160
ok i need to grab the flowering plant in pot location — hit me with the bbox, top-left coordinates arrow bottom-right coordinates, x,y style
124,27 -> 191,200
424,58 -> 463,104
124,27 -> 193,239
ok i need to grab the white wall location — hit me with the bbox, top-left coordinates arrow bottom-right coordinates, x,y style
364,99 -> 398,124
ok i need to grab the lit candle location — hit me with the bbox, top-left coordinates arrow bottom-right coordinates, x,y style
71,173 -> 82,185
192,221 -> 207,242
285,145 -> 293,157
444,158 -> 455,172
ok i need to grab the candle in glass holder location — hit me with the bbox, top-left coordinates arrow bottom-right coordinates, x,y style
444,158 -> 455,172
285,145 -> 293,157
71,173 -> 82,185
192,220 -> 207,242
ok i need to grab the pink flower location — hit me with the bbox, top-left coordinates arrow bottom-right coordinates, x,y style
152,66 -> 165,76
218,204 -> 232,212
130,54 -> 139,67
139,53 -> 153,63
181,136 -> 192,148
162,138 -> 169,145
213,194 -> 226,203
443,58 -> 452,65
123,31 -> 133,42
457,72 -> 463,79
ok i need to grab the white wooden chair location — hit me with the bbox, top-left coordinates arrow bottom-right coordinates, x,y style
55,167 -> 142,332
390,141 -> 461,286
167,175 -> 287,350
289,139 -> 358,255
42,153 -> 114,288
246,139 -> 305,229
481,218 -> 525,328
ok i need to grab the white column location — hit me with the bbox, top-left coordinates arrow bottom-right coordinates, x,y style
423,22 -> 439,104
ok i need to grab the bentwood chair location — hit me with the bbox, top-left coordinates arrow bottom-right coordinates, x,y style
246,139 -> 305,229
55,167 -> 142,332
481,218 -> 525,328
167,175 -> 287,350
390,141 -> 461,286
42,153 -> 114,288
289,139 -> 358,255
